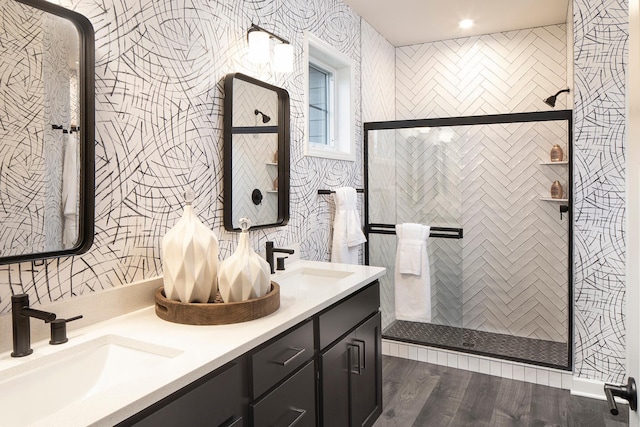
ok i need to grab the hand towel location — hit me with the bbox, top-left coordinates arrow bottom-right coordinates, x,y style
331,187 -> 367,264
397,223 -> 424,275
394,223 -> 431,322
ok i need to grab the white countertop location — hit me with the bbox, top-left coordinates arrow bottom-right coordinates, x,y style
0,260 -> 385,427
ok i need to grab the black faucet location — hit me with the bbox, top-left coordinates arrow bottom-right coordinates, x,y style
11,294 -> 82,357
265,241 -> 295,274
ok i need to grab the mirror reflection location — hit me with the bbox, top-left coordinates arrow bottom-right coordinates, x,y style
0,0 -> 94,263
224,73 -> 290,231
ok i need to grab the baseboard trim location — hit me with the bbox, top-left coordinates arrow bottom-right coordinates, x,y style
571,377 -> 606,400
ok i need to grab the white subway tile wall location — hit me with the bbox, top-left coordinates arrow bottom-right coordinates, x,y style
383,340 -> 572,390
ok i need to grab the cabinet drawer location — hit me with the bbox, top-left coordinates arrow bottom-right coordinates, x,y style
123,360 -> 245,427
252,361 -> 316,427
251,320 -> 314,398
318,281 -> 379,350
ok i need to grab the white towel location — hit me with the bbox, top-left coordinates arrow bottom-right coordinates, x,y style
62,132 -> 78,248
394,223 -> 431,322
331,187 -> 367,264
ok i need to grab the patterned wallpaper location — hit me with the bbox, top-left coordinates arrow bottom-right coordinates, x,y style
0,0 -> 365,312
0,0 -> 627,384
572,0 -> 627,383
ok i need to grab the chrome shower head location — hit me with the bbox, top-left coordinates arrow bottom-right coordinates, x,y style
544,88 -> 570,107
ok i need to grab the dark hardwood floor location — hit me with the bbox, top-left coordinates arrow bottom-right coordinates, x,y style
374,355 -> 629,427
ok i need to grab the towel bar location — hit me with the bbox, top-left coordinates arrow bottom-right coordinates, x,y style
368,223 -> 463,239
318,189 -> 364,194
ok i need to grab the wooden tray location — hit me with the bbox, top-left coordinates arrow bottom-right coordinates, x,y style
155,282 -> 280,325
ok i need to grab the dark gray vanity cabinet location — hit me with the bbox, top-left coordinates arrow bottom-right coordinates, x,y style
319,287 -> 382,427
117,281 -> 381,427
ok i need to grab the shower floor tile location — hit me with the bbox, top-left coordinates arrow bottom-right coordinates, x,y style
383,320 -> 569,369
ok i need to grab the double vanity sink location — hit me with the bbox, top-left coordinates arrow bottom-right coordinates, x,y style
0,261 -> 385,426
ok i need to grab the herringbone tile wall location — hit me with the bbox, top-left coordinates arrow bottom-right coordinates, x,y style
370,25 -> 570,342
370,121 -> 569,342
396,25 -> 568,120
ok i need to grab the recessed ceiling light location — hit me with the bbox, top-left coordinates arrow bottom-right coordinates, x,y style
459,19 -> 474,29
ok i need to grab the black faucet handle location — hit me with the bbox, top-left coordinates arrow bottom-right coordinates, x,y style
276,256 -> 288,271
50,315 -> 83,345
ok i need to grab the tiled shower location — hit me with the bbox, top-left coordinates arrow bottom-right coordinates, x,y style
365,112 -> 572,369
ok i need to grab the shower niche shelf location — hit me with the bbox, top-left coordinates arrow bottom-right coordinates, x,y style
539,197 -> 568,202
540,161 -> 568,165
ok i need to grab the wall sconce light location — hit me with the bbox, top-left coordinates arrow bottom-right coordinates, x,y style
247,24 -> 294,73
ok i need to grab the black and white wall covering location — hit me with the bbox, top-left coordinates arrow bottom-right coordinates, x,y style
0,2 -> 76,257
0,0 -> 363,310
573,0 -> 627,383
0,0 -> 629,385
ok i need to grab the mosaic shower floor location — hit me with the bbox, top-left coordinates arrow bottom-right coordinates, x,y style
383,320 -> 569,370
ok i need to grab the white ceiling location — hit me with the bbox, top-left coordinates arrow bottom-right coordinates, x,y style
343,0 -> 570,46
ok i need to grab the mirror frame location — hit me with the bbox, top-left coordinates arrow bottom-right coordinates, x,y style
223,73 -> 290,231
0,0 -> 95,265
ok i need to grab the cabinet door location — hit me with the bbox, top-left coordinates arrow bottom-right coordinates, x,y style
320,332 -> 353,426
351,312 -> 382,427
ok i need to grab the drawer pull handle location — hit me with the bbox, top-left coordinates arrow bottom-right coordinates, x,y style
219,416 -> 242,427
354,338 -> 366,371
273,347 -> 306,366
348,343 -> 362,375
274,408 -> 307,427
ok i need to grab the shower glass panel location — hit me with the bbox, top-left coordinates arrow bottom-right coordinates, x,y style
365,111 -> 572,370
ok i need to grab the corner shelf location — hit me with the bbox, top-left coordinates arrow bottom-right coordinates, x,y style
539,197 -> 568,202
266,190 -> 278,193
266,162 -> 278,166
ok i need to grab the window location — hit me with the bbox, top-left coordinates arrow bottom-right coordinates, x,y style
308,63 -> 333,147
305,32 -> 355,161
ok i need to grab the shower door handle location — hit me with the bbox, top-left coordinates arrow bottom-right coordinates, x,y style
604,377 -> 637,415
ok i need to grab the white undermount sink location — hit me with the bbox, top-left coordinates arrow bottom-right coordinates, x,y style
0,335 -> 182,426
275,265 -> 355,286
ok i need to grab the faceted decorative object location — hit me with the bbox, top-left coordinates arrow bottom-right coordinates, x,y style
550,144 -> 564,162
218,218 -> 271,303
273,150 -> 278,164
551,181 -> 563,199
162,190 -> 219,303
273,176 -> 278,191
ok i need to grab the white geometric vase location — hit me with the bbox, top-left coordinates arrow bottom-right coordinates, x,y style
162,191 -> 219,303
218,218 -> 271,303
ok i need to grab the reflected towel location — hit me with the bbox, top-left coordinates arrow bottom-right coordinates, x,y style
331,187 -> 367,264
62,133 -> 78,248
394,223 -> 431,322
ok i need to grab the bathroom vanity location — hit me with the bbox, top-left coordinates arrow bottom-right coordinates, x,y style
0,261 -> 385,427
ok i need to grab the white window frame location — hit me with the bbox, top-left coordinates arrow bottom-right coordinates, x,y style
304,32 -> 356,162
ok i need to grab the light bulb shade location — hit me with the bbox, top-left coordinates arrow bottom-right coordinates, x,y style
274,42 -> 294,73
248,30 -> 269,64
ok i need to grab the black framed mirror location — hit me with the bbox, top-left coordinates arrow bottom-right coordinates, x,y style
0,0 -> 95,264
223,73 -> 290,231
